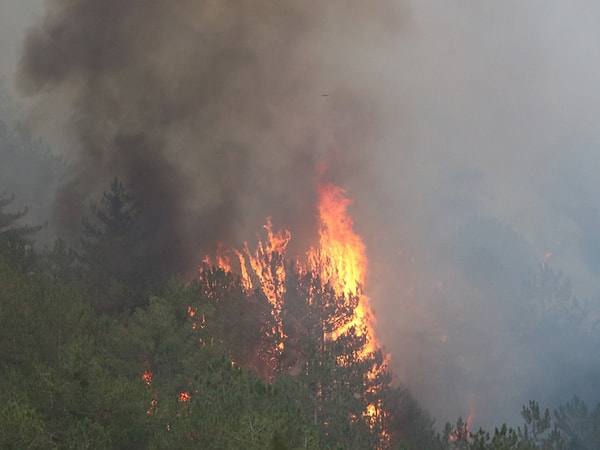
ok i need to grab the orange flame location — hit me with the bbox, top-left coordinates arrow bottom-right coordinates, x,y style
202,171 -> 387,440
142,370 -> 158,415
245,218 -> 290,313
307,181 -> 378,354
142,370 -> 153,387
449,396 -> 476,442
310,182 -> 366,296
466,394 -> 475,429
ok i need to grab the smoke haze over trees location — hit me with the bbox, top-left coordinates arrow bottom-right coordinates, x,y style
15,0 -> 401,276
1,202 -> 599,449
2,0 -> 600,434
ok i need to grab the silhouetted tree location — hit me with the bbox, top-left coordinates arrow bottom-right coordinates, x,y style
80,178 -> 155,313
0,192 -> 42,270
553,396 -> 600,450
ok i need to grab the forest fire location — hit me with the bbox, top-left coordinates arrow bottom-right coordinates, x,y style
201,172 -> 390,442
205,178 -> 379,354
308,180 -> 379,354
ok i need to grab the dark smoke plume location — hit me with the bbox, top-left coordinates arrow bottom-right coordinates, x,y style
19,0 -> 401,274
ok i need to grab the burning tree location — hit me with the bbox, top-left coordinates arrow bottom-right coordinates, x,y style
196,178 -> 397,448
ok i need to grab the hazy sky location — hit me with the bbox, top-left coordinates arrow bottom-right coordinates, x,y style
2,0 -> 600,431
0,1 -> 43,88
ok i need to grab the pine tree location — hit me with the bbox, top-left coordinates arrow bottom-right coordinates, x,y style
80,178 -> 152,313
0,192 -> 42,270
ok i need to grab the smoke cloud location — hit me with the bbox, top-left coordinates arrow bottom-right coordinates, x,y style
18,0 -> 401,273
361,0 -> 600,428
12,0 -> 600,432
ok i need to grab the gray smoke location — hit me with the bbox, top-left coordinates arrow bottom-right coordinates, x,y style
17,0 -> 401,273
360,0 -> 600,429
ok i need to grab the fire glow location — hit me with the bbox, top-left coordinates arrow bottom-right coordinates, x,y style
207,178 -> 380,357
203,173 -> 388,433
309,180 -> 378,354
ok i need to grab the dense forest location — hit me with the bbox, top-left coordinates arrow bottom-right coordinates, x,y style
1,171 -> 600,449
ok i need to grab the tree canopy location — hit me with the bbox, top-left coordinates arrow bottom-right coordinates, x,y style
0,185 -> 599,449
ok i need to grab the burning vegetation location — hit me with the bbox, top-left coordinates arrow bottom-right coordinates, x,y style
106,167 -> 423,448
199,172 -> 393,447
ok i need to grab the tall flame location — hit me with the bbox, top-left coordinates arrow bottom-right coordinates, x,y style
308,180 -> 378,354
199,171 -> 388,444
310,181 -> 367,296
205,179 -> 379,356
